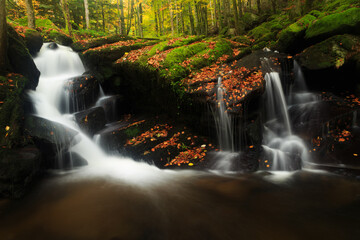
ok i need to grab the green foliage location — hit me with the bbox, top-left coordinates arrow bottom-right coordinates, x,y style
305,8 -> 360,40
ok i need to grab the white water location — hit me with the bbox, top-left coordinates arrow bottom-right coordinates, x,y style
29,43 -> 181,186
213,77 -> 234,151
261,60 -> 312,170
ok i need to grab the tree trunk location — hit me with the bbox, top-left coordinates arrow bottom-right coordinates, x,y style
256,0 -> 261,14
237,0 -> 243,17
0,0 -> 7,71
136,1 -> 143,37
169,0 -> 174,36
120,0 -> 125,34
24,0 -> 36,29
232,0 -> 239,34
271,0 -> 277,14
175,0 -> 179,35
127,0 -> 135,35
188,3 -> 195,35
181,3 -> 185,34
116,0 -> 122,33
193,1 -> 199,35
84,0 -> 90,29
101,2 -> 105,32
157,5 -> 162,35
60,0 -> 72,36
154,4 -> 159,36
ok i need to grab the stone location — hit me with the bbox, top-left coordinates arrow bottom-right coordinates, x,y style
305,8 -> 360,44
24,116 -> 80,165
7,25 -> 40,90
74,107 -> 106,136
47,42 -> 59,50
24,29 -> 43,56
61,74 -> 100,113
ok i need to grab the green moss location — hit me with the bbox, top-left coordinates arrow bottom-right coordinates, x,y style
124,127 -> 140,138
276,13 -> 318,52
305,8 -> 360,41
324,0 -> 360,12
298,34 -> 360,70
249,14 -> 292,43
47,30 -> 73,46
72,35 -> 134,52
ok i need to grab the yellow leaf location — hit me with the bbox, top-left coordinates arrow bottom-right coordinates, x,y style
5,126 -> 10,131
188,163 -> 194,166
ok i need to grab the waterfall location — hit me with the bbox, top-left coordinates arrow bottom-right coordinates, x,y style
213,77 -> 234,151
261,60 -> 311,170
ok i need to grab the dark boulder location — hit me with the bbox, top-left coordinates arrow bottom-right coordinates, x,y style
74,107 -> 106,136
0,145 -> 41,198
47,31 -> 73,46
47,42 -> 59,50
24,115 -> 80,168
61,74 -> 100,113
7,25 -> 40,90
305,8 -> 360,44
296,34 -> 360,92
24,29 -> 43,56
62,152 -> 88,169
95,95 -> 124,122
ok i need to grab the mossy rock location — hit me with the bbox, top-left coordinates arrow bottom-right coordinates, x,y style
47,30 -> 73,46
24,29 -> 43,55
305,8 -> 360,43
71,35 -> 134,52
297,34 -> 360,70
275,13 -> 318,53
7,25 -> 40,90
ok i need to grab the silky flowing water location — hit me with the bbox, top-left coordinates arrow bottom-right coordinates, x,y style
0,44 -> 359,240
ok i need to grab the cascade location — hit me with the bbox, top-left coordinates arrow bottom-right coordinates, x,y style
261,59 -> 311,170
29,43 -> 173,184
213,77 -> 234,151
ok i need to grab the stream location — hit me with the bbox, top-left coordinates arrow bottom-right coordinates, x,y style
0,43 -> 359,240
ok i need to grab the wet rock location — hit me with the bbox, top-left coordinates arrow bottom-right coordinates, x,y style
0,145 -> 41,199
61,74 -> 100,113
7,25 -> 40,90
62,152 -> 88,168
47,42 -> 59,50
95,95 -> 124,122
24,116 -> 80,167
24,29 -> 43,56
74,107 -> 106,136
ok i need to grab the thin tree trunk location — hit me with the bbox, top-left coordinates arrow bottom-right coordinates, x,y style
117,0 -> 122,33
24,0 -> 36,29
175,0 -> 179,35
127,0 -> 134,34
154,4 -> 159,36
84,0 -> 90,29
0,0 -> 7,71
188,3 -> 194,35
238,0 -> 243,17
210,0 -> 215,27
60,0 -> 72,36
217,0 -> 222,31
193,1 -> 199,35
169,0 -> 174,36
232,0 -> 239,34
101,2 -> 105,32
256,0 -> 261,14
181,3 -> 185,34
158,5 -> 162,35
120,0 -> 125,34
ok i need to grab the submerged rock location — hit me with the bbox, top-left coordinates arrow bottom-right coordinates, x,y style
74,107 -> 106,136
